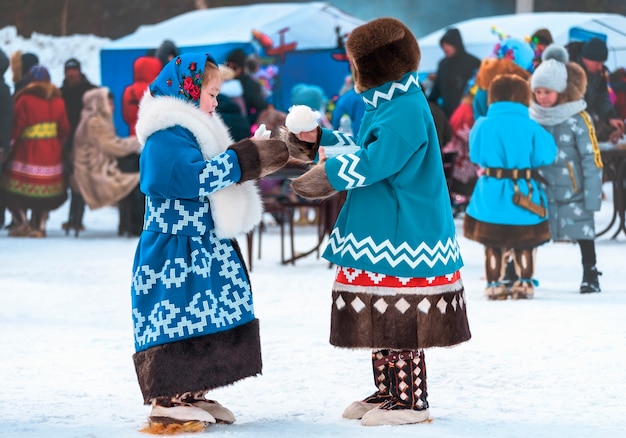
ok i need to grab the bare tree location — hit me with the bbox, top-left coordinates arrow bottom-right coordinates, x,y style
194,0 -> 208,9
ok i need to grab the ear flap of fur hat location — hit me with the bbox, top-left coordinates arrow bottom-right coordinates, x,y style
561,62 -> 587,102
346,17 -> 420,92
488,74 -> 531,106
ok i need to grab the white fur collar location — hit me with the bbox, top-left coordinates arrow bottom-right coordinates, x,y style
136,92 -> 262,239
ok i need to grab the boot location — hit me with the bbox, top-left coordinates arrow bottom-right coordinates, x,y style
501,251 -> 519,289
484,247 -> 509,300
361,350 -> 430,426
141,396 -> 216,435
7,209 -> 31,237
29,211 -> 48,238
580,265 -> 602,294
510,248 -> 536,299
343,350 -> 392,419
180,391 -> 236,424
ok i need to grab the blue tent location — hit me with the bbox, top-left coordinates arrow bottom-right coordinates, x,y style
99,2 -> 363,135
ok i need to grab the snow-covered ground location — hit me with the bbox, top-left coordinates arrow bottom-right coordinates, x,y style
2,25 -> 626,438
1,185 -> 625,438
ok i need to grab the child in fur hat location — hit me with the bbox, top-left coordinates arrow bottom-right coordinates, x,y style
529,44 -> 604,293
463,74 -> 558,299
282,17 -> 471,426
130,53 -> 288,433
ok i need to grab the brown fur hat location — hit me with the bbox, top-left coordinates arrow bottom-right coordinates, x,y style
346,17 -> 420,92
488,74 -> 531,106
560,62 -> 587,103
474,58 -> 531,90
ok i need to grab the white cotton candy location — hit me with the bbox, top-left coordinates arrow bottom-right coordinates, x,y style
285,105 -> 320,134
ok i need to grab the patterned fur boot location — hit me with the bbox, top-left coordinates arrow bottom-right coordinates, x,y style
360,350 -> 430,426
484,246 -> 509,300
180,392 -> 236,424
509,248 -> 536,299
343,349 -> 392,419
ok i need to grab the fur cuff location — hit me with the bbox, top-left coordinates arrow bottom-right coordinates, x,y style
228,139 -> 261,182
281,126 -> 321,163
291,163 -> 337,199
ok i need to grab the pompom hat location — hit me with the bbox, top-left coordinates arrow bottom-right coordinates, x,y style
530,44 -> 569,92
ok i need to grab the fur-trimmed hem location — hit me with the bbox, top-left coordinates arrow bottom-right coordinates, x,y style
329,284 -> 471,350
133,319 -> 262,404
463,214 -> 550,248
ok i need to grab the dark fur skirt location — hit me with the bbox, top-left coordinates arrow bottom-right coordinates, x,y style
463,214 -> 551,248
133,319 -> 262,404
329,268 -> 471,350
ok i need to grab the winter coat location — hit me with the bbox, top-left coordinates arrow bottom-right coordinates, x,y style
0,49 -> 12,160
320,71 -> 463,278
238,73 -> 268,124
1,81 -> 70,211
122,56 -> 162,136
331,88 -> 365,136
465,101 -> 557,234
428,28 -> 481,118
71,87 -> 141,209
61,73 -> 97,136
130,53 -> 263,402
573,57 -> 618,122
530,101 -> 603,241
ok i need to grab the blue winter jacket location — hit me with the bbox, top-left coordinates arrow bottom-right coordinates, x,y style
320,72 -> 463,278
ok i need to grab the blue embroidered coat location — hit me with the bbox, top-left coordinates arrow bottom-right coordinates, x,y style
319,72 -> 463,278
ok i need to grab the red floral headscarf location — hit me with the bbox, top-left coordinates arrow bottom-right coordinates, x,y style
149,52 -> 217,107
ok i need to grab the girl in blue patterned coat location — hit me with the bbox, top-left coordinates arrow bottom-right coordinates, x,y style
463,74 -> 558,300
283,18 -> 471,426
130,53 -> 288,433
529,45 -> 604,293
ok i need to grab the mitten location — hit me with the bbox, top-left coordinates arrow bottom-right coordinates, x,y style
227,138 -> 289,182
291,162 -> 337,200
282,105 -> 322,162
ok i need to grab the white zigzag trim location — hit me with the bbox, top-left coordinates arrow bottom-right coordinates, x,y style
336,154 -> 366,189
330,130 -> 358,146
363,74 -> 420,108
327,229 -> 461,269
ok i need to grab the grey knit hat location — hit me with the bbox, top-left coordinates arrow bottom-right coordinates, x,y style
530,44 -> 569,92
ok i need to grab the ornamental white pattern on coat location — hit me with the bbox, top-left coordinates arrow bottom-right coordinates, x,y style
199,153 -> 235,199
132,232 -> 253,347
144,198 -> 210,235
336,154 -> 366,188
362,74 -> 420,108
327,229 -> 461,269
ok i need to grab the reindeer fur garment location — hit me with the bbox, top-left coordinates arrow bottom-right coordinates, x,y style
135,92 -> 262,239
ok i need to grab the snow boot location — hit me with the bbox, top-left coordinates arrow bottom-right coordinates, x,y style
580,265 -> 602,294
141,396 -> 215,435
484,247 -> 509,300
180,392 -> 236,424
510,248 -> 536,299
501,252 -> 519,289
343,349 -> 392,419
360,350 -> 430,426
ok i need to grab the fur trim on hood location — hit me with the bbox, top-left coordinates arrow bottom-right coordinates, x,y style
136,91 -> 262,239
346,17 -> 420,92
14,81 -> 61,101
488,74 -> 531,106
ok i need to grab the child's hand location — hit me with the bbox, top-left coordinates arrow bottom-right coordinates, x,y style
296,129 -> 319,144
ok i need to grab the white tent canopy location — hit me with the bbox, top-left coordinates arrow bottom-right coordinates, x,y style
104,2 -> 363,51
418,12 -> 626,74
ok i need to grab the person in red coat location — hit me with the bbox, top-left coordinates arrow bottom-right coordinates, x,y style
122,56 -> 162,136
1,65 -> 70,237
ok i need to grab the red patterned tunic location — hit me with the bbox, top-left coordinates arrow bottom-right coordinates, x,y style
2,82 -> 70,210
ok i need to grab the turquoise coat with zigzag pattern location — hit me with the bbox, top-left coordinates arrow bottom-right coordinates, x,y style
320,72 -> 463,278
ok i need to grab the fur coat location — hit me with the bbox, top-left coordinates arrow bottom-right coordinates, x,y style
71,87 -> 141,209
